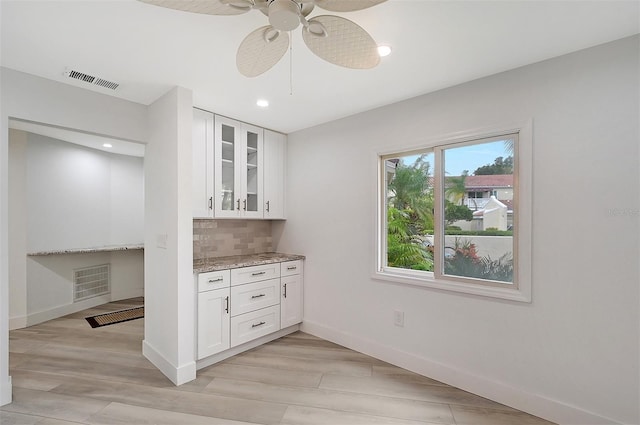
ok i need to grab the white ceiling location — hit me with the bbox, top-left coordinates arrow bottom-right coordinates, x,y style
9,119 -> 146,157
1,0 -> 639,135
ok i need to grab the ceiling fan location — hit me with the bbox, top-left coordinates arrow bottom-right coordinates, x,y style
139,0 -> 388,77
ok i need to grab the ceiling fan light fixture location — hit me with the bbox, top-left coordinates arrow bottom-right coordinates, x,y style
268,0 -> 301,31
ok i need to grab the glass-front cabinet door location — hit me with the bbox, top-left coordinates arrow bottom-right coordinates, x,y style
243,124 -> 264,218
214,116 -> 241,217
214,116 -> 263,218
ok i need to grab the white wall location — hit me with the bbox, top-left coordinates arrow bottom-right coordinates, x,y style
7,130 -> 27,331
142,87 -> 195,385
0,67 -> 148,406
24,133 -> 144,251
275,36 -> 639,425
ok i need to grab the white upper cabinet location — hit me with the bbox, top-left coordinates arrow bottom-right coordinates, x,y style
263,130 -> 286,219
214,115 -> 264,218
192,108 -> 285,219
192,109 -> 214,218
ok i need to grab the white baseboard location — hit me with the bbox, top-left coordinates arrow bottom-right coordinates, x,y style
8,316 -> 27,330
300,320 -> 622,425
142,340 -> 196,386
111,287 -> 144,301
0,376 -> 11,407
10,295 -> 112,330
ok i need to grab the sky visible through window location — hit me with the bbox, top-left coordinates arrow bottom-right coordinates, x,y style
402,140 -> 510,175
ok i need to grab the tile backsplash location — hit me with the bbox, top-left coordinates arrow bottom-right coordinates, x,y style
193,220 -> 273,260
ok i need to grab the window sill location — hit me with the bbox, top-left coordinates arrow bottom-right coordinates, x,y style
372,269 -> 531,303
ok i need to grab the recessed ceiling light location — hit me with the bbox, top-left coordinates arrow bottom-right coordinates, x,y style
103,143 -> 113,148
377,45 -> 392,57
256,99 -> 269,108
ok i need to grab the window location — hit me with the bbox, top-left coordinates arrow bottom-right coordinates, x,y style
375,126 -> 532,302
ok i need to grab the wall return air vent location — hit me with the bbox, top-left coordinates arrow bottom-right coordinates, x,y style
64,69 -> 119,90
73,264 -> 111,302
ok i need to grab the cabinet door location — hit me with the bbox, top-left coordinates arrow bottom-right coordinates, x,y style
192,109 -> 214,218
197,288 -> 230,359
263,130 -> 286,219
214,116 -> 264,218
281,274 -> 303,328
214,116 -> 243,218
241,124 -> 264,218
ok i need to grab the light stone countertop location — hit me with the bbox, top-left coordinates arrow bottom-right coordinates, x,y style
27,244 -> 144,256
194,252 -> 305,273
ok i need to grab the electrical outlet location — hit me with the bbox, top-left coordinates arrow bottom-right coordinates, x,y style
394,310 -> 404,327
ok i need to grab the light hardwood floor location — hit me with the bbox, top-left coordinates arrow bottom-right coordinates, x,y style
2,298 -> 555,425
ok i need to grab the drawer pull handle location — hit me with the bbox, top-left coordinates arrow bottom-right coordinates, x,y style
251,294 -> 266,299
251,271 -> 266,276
251,321 -> 266,328
286,266 -> 297,270
224,296 -> 229,314
208,278 -> 224,283
283,283 -> 287,299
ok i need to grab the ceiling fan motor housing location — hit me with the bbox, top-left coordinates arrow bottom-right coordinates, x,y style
268,0 -> 302,31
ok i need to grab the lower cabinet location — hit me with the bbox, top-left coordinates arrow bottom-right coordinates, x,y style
196,260 -> 303,361
197,287 -> 230,359
281,260 -> 303,328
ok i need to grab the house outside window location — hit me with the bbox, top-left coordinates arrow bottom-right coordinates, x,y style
375,125 -> 532,302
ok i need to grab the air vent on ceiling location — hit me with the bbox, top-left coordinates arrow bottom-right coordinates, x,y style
64,69 -> 120,90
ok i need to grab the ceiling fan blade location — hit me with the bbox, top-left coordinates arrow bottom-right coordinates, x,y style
302,15 -> 380,69
237,26 -> 290,77
138,0 -> 250,16
313,0 -> 387,12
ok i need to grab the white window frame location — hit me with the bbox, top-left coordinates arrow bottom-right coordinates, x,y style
373,122 -> 532,302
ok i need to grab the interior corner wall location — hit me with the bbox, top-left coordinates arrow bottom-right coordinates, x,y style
275,36 -> 639,425
7,130 -> 27,330
0,67 -> 148,407
143,86 -> 195,385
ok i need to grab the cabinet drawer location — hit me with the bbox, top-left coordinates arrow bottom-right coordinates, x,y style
230,278 -> 279,317
231,263 -> 280,286
230,305 -> 280,347
281,260 -> 302,277
197,270 -> 231,292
